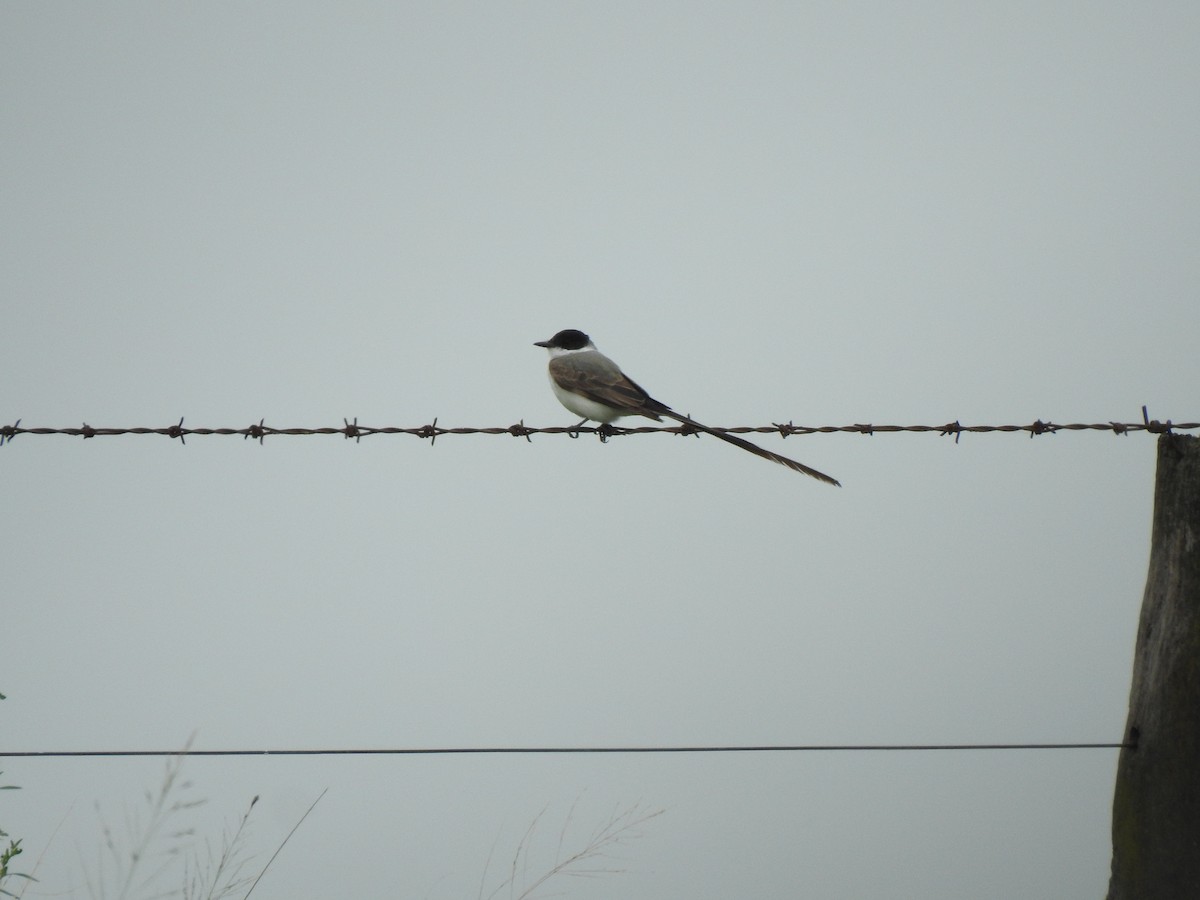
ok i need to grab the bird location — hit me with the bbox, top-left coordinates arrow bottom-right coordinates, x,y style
534,329 -> 840,486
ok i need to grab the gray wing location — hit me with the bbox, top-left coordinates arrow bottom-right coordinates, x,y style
549,351 -> 669,421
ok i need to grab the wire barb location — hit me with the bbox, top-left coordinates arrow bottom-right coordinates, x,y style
1142,405 -> 1173,434
0,418 -> 19,446
508,420 -> 535,442
417,417 -> 440,445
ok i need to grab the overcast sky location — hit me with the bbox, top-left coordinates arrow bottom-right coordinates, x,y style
3,3 -> 1199,898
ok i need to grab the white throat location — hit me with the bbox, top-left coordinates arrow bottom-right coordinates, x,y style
543,340 -> 597,359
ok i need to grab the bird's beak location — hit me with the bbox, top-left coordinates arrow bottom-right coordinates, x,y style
533,340 -> 551,347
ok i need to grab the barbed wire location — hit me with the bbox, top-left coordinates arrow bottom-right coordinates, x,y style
0,407 -> 1192,447
0,740 -> 1134,758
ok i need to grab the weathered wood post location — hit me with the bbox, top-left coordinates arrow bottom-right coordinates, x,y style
1108,433 -> 1200,898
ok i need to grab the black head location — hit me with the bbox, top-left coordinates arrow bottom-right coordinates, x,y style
534,329 -> 591,350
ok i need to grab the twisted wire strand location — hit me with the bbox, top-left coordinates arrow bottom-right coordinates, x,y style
1,407 -> 1192,447
1,741 -> 1134,758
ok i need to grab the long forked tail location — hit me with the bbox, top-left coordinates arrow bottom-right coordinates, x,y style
661,411 -> 841,486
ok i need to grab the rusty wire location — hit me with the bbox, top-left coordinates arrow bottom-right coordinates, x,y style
0,407 -> 1193,448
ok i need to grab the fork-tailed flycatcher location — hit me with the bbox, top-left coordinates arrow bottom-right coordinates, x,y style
534,329 -> 840,486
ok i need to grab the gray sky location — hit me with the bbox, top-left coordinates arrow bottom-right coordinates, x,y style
3,3 -> 1198,898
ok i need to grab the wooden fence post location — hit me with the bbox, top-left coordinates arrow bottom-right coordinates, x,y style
1108,433 -> 1200,898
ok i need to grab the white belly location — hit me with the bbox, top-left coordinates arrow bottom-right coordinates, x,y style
550,379 -> 626,423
